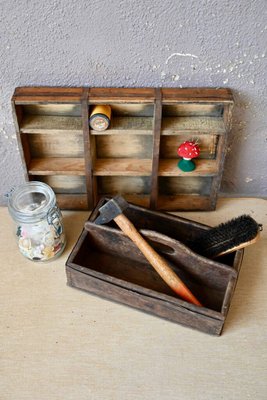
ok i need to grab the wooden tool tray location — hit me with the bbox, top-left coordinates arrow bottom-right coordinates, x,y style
66,198 -> 243,335
12,86 -> 234,211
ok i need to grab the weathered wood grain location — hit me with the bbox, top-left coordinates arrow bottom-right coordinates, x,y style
97,176 -> 151,195
161,116 -> 225,134
162,87 -> 234,103
91,116 -> 153,135
94,158 -> 152,176
150,88 -> 162,209
20,115 -> 82,134
162,103 -> 223,117
65,200 -> 243,334
56,193 -> 88,210
95,134 -> 153,159
28,133 -> 84,158
160,134 -> 218,159
12,86 -> 233,211
28,158 -> 85,175
158,176 -> 213,195
158,159 -> 217,176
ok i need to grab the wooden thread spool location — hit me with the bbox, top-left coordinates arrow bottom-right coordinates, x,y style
89,105 -> 111,131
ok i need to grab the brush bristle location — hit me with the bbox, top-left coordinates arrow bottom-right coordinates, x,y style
190,215 -> 261,258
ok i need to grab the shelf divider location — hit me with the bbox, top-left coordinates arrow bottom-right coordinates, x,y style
82,88 -> 95,209
150,88 -> 162,209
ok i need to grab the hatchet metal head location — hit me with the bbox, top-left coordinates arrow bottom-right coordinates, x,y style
94,195 -> 129,225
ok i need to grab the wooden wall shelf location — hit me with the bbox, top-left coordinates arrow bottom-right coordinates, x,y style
12,87 -> 234,211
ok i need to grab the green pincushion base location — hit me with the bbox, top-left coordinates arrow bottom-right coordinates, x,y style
178,158 -> 196,172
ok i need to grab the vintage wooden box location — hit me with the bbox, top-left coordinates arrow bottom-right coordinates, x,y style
12,86 -> 234,211
66,198 -> 243,335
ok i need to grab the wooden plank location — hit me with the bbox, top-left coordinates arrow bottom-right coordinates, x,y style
150,88 -> 162,209
28,158 -> 85,175
158,159 -> 218,176
161,116 -> 225,135
14,96 -> 83,104
14,86 -> 83,95
56,194 -> 88,210
96,135 -> 153,159
20,115 -> 82,134
13,86 -> 83,104
82,87 -> 95,209
157,195 -> 212,211
89,87 -> 155,102
94,158 -> 152,176
90,116 -> 153,135
22,104 -> 82,116
162,87 -> 234,103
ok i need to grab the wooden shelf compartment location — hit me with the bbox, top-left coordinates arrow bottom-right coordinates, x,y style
20,115 -> 83,134
158,159 -> 218,177
160,134 -> 218,160
94,159 -> 152,176
157,195 -> 212,211
96,175 -> 151,208
29,175 -> 88,210
28,158 -> 85,176
56,193 -> 88,210
95,134 -> 153,159
90,116 -> 153,135
15,102 -> 83,136
12,86 -> 234,211
96,193 -> 151,208
158,176 -> 213,195
161,116 -> 225,135
89,103 -> 154,135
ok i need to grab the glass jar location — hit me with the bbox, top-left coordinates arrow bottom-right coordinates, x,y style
8,181 -> 66,262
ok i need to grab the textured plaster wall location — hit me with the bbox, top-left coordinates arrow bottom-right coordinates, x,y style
0,0 -> 266,204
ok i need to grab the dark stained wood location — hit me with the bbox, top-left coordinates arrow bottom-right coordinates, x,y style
56,193 -> 88,210
89,87 -> 155,103
150,88 -> 162,209
12,86 -> 83,104
81,88 -> 93,209
162,87 -> 234,103
65,199 -> 243,335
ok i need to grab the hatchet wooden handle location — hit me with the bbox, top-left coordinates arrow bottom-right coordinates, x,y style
113,213 -> 202,307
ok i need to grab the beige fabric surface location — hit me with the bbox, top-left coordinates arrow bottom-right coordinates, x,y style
1,198 -> 267,400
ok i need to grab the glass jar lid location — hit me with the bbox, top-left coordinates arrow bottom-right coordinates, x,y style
8,181 -> 56,223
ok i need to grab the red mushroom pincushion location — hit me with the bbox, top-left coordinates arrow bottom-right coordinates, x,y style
177,141 -> 200,172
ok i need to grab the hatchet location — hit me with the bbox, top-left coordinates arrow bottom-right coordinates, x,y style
84,196 -> 202,307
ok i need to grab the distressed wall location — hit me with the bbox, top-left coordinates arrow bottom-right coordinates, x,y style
0,0 -> 266,204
